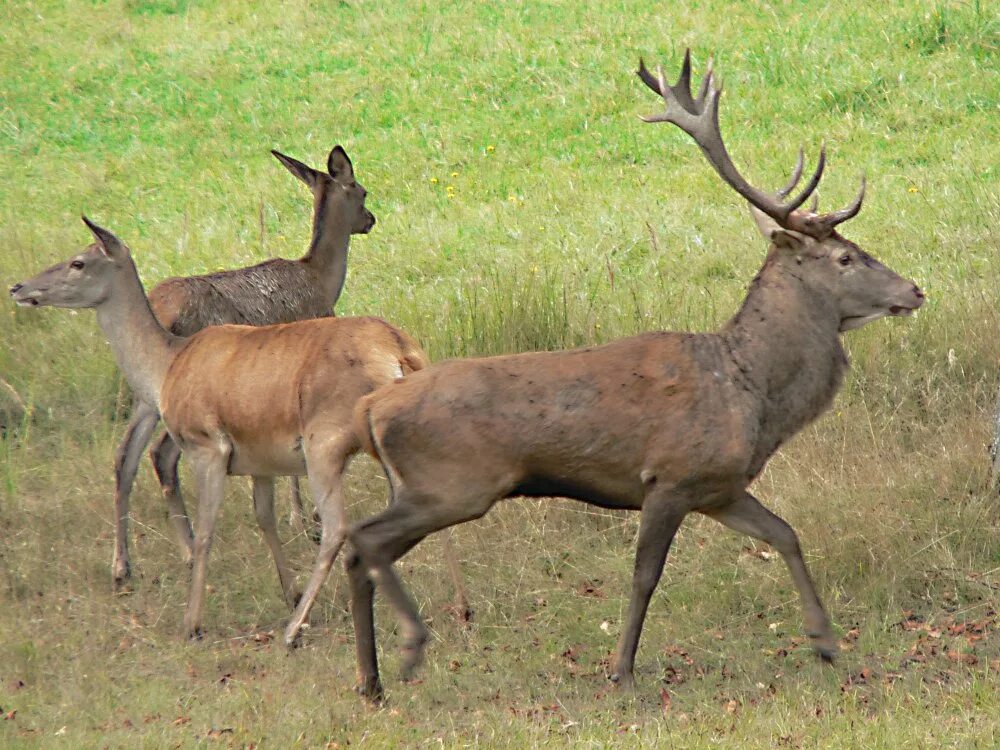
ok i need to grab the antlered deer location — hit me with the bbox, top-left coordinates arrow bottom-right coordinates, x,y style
10,218 -> 447,640
342,51 -> 925,700
110,146 -> 373,590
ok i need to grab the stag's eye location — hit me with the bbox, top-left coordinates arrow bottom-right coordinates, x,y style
70,260 -> 85,270
838,254 -> 852,266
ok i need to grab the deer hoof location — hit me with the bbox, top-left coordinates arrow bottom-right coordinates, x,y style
186,627 -> 204,642
609,671 -> 636,690
112,561 -> 132,591
810,634 -> 838,663
355,677 -> 384,704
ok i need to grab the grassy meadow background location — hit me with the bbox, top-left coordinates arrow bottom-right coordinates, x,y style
1,0 -> 998,746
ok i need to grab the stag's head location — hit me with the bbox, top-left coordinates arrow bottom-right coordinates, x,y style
10,217 -> 133,309
272,145 -> 376,235
638,51 -> 924,332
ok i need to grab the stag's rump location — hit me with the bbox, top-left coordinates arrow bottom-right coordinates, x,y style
364,331 -> 753,511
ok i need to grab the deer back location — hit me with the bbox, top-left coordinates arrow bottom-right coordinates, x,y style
361,331 -> 753,510
160,316 -> 424,464
149,259 -> 336,336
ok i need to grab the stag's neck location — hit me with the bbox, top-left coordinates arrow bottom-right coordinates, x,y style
300,210 -> 351,304
95,259 -> 181,408
722,254 -> 848,468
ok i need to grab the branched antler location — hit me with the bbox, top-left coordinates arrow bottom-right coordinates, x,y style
638,50 -> 865,235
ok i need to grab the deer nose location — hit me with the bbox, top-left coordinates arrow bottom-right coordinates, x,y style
9,283 -> 22,296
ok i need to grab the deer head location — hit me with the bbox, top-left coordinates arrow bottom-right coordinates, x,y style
10,217 -> 133,309
637,51 -> 924,332
271,145 -> 376,235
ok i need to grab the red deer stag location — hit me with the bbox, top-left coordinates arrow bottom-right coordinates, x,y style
110,145 -> 373,591
341,51 -> 925,700
10,218 -> 448,640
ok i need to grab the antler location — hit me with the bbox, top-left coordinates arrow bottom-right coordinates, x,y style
638,50 -> 864,234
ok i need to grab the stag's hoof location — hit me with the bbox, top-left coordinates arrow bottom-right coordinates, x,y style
399,630 -> 428,682
186,627 -> 204,642
609,671 -> 636,690
355,676 -> 384,704
810,632 -> 838,663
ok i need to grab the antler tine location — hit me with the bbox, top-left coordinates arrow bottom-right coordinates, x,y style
638,53 -> 810,226
809,193 -> 819,213
784,145 -> 825,213
776,148 -> 805,198
821,174 -> 866,228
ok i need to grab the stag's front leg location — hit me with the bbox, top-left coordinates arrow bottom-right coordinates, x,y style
705,491 -> 837,661
111,401 -> 160,590
183,445 -> 230,640
610,491 -> 686,688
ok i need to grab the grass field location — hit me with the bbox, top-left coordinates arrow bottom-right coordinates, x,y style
2,0 -> 999,746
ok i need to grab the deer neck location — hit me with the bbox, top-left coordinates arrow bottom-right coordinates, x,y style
300,201 -> 352,304
94,258 -> 181,408
722,254 -> 848,464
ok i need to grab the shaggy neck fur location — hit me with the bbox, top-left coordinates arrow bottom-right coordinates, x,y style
722,251 -> 848,475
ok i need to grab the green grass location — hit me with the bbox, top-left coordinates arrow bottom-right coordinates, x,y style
1,0 -> 999,746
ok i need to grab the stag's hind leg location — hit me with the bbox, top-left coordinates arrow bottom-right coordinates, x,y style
150,431 -> 194,563
348,487 -> 495,699
705,491 -> 837,661
111,400 -> 160,589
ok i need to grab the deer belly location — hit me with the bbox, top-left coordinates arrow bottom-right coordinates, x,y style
227,437 -> 307,477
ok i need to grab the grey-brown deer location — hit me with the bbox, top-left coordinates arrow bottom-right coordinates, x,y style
109,145 -> 372,590
10,217 -> 434,640
341,51 -> 925,700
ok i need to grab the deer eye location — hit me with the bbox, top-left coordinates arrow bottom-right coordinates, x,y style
70,260 -> 85,270
838,254 -> 852,266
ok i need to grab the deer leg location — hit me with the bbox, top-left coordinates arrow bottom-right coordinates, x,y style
111,401 -> 160,590
288,477 -> 320,544
345,535 -> 423,702
283,439 -> 353,647
440,528 -> 472,622
610,491 -> 686,688
705,491 -> 837,661
252,476 -> 299,609
183,445 -> 230,640
150,431 -> 194,564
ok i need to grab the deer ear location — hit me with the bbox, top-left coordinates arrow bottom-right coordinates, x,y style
768,228 -> 809,253
748,204 -> 781,240
81,216 -> 128,259
272,150 -> 320,189
327,145 -> 355,183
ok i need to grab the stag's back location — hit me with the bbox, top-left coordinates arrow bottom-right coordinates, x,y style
149,259 -> 335,337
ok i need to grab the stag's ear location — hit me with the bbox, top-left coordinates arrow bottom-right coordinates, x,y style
272,150 -> 320,189
768,228 -> 809,254
749,204 -> 781,240
81,216 -> 128,259
327,145 -> 355,183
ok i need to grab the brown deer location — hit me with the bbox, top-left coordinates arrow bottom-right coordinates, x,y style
341,51 -> 925,700
110,145 -> 372,591
10,218 -> 449,640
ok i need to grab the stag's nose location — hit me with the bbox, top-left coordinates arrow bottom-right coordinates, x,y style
912,285 -> 925,307
9,283 -> 22,296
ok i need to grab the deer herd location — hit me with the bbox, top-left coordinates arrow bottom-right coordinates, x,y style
9,53 -> 923,701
